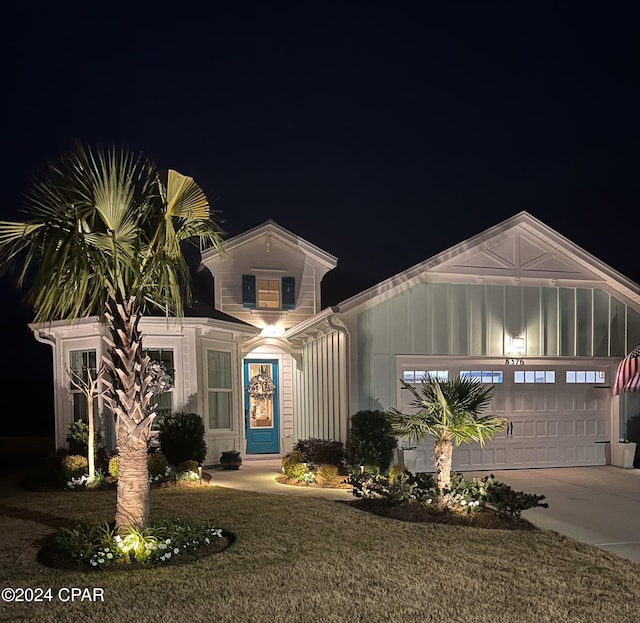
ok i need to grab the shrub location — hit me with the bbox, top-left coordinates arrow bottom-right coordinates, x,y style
61,454 -> 88,479
147,453 -> 169,478
108,456 -> 119,478
482,475 -> 548,518
282,450 -> 308,480
349,469 -> 439,504
346,410 -> 397,473
177,459 -> 200,474
316,464 -> 339,486
158,412 -> 207,467
294,438 -> 345,466
66,421 -> 98,457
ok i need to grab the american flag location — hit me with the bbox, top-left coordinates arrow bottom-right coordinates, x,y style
613,344 -> 640,395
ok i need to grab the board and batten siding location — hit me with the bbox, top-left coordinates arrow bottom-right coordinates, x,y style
292,329 -> 349,444
355,283 -> 640,412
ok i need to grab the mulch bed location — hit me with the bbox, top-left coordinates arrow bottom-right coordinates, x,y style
347,498 -> 537,530
275,474 -> 352,489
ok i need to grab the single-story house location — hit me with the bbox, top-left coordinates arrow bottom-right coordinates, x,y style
31,211 -> 640,469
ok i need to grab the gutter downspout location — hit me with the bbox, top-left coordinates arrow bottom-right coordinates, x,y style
32,329 -> 60,449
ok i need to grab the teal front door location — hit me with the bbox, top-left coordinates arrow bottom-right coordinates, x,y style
244,360 -> 280,454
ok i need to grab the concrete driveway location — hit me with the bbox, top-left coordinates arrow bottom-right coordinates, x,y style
209,460 -> 640,563
468,466 -> 640,563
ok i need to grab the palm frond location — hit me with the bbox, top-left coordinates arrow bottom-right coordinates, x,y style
0,144 -> 225,322
388,377 -> 507,446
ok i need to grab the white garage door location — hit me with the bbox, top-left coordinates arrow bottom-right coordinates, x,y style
397,359 -> 612,472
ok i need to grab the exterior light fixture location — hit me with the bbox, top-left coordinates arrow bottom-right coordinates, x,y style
509,336 -> 525,353
261,324 -> 284,337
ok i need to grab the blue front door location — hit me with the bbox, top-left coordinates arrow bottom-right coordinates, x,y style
244,360 -> 280,454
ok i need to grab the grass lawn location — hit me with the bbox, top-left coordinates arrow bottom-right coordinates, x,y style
0,475 -> 638,623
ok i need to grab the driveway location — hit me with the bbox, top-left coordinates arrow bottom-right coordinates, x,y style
468,466 -> 640,563
210,460 -> 640,563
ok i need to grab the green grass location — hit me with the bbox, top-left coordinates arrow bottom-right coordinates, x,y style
0,476 -> 638,623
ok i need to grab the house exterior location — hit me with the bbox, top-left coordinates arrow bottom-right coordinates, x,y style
32,212 -> 640,469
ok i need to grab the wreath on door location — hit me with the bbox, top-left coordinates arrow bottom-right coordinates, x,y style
248,373 -> 275,400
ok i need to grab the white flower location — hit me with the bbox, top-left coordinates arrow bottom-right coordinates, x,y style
107,553 -> 113,559
174,548 -> 180,554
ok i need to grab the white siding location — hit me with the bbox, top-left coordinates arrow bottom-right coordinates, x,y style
292,329 -> 349,444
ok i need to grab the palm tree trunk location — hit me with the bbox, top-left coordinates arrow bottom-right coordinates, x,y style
433,436 -> 453,500
101,297 -> 155,531
115,435 -> 149,529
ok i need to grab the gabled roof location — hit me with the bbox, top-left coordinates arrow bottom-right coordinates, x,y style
202,219 -> 338,270
335,211 -> 640,314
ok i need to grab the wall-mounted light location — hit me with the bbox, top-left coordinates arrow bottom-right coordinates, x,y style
508,336 -> 526,353
261,324 -> 285,337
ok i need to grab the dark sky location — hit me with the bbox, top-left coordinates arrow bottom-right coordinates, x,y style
2,2 -> 639,434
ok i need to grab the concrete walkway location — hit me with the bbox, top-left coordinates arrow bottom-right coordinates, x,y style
208,460 -> 640,563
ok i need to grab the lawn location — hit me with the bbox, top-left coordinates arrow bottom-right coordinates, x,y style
0,475 -> 638,623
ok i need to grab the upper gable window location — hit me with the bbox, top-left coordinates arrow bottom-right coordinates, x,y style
243,275 -> 295,310
258,279 -> 280,309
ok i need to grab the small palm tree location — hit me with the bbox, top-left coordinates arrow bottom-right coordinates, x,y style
0,144 -> 223,531
387,377 -> 507,497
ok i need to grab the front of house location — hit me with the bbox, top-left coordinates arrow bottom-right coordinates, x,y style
32,212 -> 640,469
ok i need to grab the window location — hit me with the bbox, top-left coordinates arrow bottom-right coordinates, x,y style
258,279 -> 280,309
69,349 -> 97,422
207,350 -> 232,429
145,348 -> 175,424
402,370 -> 448,383
514,370 -> 556,384
460,371 -> 503,383
566,370 -> 605,384
242,275 -> 296,310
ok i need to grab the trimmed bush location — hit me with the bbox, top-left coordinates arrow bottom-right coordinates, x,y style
147,453 -> 169,478
61,454 -> 88,479
176,460 -> 200,474
282,450 -> 308,479
347,410 -> 397,473
294,438 -> 345,466
158,412 -> 207,467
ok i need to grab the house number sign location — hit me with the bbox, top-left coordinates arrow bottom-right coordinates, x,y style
504,358 -> 525,365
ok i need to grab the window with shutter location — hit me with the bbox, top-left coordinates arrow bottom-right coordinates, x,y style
282,276 -> 295,310
242,275 -> 256,309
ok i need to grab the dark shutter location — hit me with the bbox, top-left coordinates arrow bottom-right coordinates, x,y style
242,275 -> 256,309
282,276 -> 295,310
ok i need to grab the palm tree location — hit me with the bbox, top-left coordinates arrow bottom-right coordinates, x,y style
387,377 -> 507,497
0,144 -> 223,530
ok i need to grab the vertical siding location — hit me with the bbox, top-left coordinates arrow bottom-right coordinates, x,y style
355,283 -> 640,410
291,329 -> 348,444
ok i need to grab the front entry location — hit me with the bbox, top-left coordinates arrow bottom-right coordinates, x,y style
244,360 -> 280,454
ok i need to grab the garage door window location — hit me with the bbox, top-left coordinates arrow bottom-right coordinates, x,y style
566,370 -> 605,383
514,370 -> 556,383
402,370 -> 448,383
460,370 -> 503,383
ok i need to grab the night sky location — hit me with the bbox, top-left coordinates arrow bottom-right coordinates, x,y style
2,2 -> 639,435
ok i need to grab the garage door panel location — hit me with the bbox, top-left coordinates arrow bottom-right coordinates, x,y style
398,360 -> 611,471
